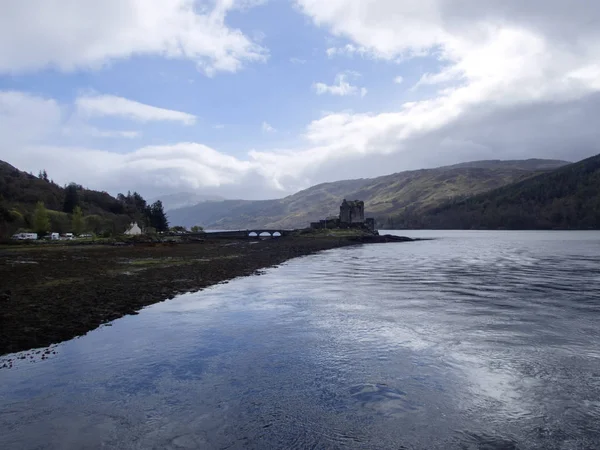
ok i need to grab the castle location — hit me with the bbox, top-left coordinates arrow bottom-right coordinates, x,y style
310,199 -> 376,232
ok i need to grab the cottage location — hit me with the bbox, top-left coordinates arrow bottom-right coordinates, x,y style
124,222 -> 142,236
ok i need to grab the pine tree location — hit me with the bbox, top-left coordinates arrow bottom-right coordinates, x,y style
33,202 -> 51,235
42,170 -> 49,182
150,200 -> 169,232
63,183 -> 79,213
71,206 -> 84,235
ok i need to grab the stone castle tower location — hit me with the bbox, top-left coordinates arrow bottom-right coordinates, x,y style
339,199 -> 365,224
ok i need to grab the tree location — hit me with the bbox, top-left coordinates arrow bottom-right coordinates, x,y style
149,200 -> 169,232
42,170 -> 49,182
170,225 -> 187,233
72,206 -> 84,235
191,225 -> 204,233
63,183 -> 79,213
48,211 -> 70,234
33,201 -> 51,235
84,214 -> 105,235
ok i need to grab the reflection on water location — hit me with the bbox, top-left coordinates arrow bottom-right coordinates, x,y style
1,231 -> 600,449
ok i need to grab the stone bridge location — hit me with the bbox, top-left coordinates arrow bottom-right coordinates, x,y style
189,229 -> 292,239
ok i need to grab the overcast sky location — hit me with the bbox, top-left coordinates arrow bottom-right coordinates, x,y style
1,0 -> 599,200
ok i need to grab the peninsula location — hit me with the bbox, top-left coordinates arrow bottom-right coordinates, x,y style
0,202 -> 414,356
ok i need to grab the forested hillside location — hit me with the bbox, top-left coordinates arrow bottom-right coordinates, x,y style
0,160 -> 168,237
168,159 -> 569,229
394,154 -> 600,229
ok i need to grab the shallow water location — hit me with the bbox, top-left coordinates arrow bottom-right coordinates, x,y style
2,230 -> 600,449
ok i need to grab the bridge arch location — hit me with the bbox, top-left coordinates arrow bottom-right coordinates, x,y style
247,230 -> 284,238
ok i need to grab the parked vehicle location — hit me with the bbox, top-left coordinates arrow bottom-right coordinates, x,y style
11,233 -> 38,240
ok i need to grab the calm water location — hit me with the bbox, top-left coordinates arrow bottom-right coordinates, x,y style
2,231 -> 600,449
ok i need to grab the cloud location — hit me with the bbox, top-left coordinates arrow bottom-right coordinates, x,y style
262,121 -> 276,133
290,57 -> 307,64
0,91 -> 63,146
63,126 -> 141,139
296,0 -> 600,100
313,72 -> 367,97
0,0 -> 267,76
75,94 -> 196,125
393,76 -> 404,84
326,44 -> 370,58
3,1 -> 600,200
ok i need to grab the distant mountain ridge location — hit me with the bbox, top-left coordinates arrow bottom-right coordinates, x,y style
167,159 -> 570,229
404,154 -> 600,229
149,192 -> 226,211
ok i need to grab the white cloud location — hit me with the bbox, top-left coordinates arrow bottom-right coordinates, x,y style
0,91 -> 63,146
326,44 -> 370,58
394,76 -> 404,84
76,94 -> 196,125
313,72 -> 367,97
290,57 -> 307,64
64,126 -> 141,139
0,0 -> 267,76
96,130 -> 141,139
262,121 -> 276,133
297,0 -> 600,103
3,2 -> 600,200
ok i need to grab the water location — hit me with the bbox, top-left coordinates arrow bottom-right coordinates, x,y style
2,230 -> 600,449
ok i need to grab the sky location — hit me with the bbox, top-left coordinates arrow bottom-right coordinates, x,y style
1,0 -> 600,200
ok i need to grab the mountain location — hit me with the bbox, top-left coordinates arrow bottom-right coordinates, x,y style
404,154 -> 600,230
168,159 -> 570,229
0,160 -> 157,237
149,192 -> 226,212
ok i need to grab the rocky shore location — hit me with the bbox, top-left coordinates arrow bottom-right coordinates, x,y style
0,235 -> 414,356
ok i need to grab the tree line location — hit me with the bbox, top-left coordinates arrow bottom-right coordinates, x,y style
25,187 -> 170,236
1,165 -> 171,237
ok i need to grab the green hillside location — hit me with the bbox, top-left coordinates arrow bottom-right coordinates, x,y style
0,161 -> 166,238
399,154 -> 600,230
168,159 -> 569,229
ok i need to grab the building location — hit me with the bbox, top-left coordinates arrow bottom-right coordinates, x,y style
310,199 -> 376,233
50,232 -> 60,240
124,222 -> 142,236
339,199 -> 365,224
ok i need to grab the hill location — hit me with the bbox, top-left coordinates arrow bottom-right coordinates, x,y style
149,192 -> 226,212
0,160 -> 166,237
403,154 -> 600,230
168,159 -> 569,229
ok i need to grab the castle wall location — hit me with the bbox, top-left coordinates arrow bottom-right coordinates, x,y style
350,203 -> 365,223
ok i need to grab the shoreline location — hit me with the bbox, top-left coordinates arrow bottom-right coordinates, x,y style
0,235 -> 413,356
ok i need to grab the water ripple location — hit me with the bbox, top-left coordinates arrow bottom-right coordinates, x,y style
1,231 -> 600,449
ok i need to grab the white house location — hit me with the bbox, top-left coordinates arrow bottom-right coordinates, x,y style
50,232 -> 60,240
124,222 -> 142,236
